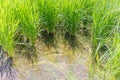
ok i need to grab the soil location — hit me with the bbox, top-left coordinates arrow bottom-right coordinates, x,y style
15,33 -> 92,80
0,27 -> 92,80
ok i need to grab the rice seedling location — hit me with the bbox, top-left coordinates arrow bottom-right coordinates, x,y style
82,0 -> 95,25
14,0 -> 38,45
92,0 -> 120,60
61,0 -> 82,35
91,23 -> 120,80
13,0 -> 39,62
59,0 -> 88,48
0,0 -> 19,58
91,0 -> 120,79
38,0 -> 58,34
0,0 -> 19,79
103,22 -> 120,80
37,0 -> 58,46
61,0 -> 87,36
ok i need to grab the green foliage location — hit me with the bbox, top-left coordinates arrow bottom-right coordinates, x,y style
106,24 -> 120,79
14,0 -> 38,44
92,0 -> 120,79
92,0 -> 120,55
60,0 -> 92,35
38,0 -> 58,33
61,0 -> 81,35
0,0 -> 19,57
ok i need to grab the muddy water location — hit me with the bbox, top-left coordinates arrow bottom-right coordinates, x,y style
1,36 -> 92,80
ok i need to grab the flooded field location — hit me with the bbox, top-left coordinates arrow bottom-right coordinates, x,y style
11,35 -> 92,80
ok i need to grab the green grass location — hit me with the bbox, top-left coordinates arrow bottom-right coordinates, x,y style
14,0 -> 38,44
0,0 -> 19,57
38,0 -> 58,33
61,0 -> 85,35
91,0 -> 120,79
60,0 -> 94,36
90,23 -> 120,80
105,23 -> 120,79
92,0 -> 120,60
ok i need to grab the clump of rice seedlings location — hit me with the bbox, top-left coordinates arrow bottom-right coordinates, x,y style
92,23 -> 120,80
104,23 -> 120,80
92,0 -> 120,61
38,0 -> 58,46
38,0 -> 58,34
14,0 -> 38,62
61,0 -> 86,36
82,0 -> 95,25
61,0 -> 82,35
91,0 -> 120,79
14,0 -> 38,45
0,0 -> 19,59
0,0 -> 19,79
60,0 -> 86,48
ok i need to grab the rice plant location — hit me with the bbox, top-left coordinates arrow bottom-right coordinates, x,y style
12,0 -> 39,62
82,0 -> 95,25
91,23 -> 120,80
14,0 -> 38,45
91,0 -> 120,79
0,0 -> 19,58
61,0 -> 87,36
104,22 -> 120,80
92,0 -> 120,60
38,0 -> 58,34
0,0 -> 19,79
